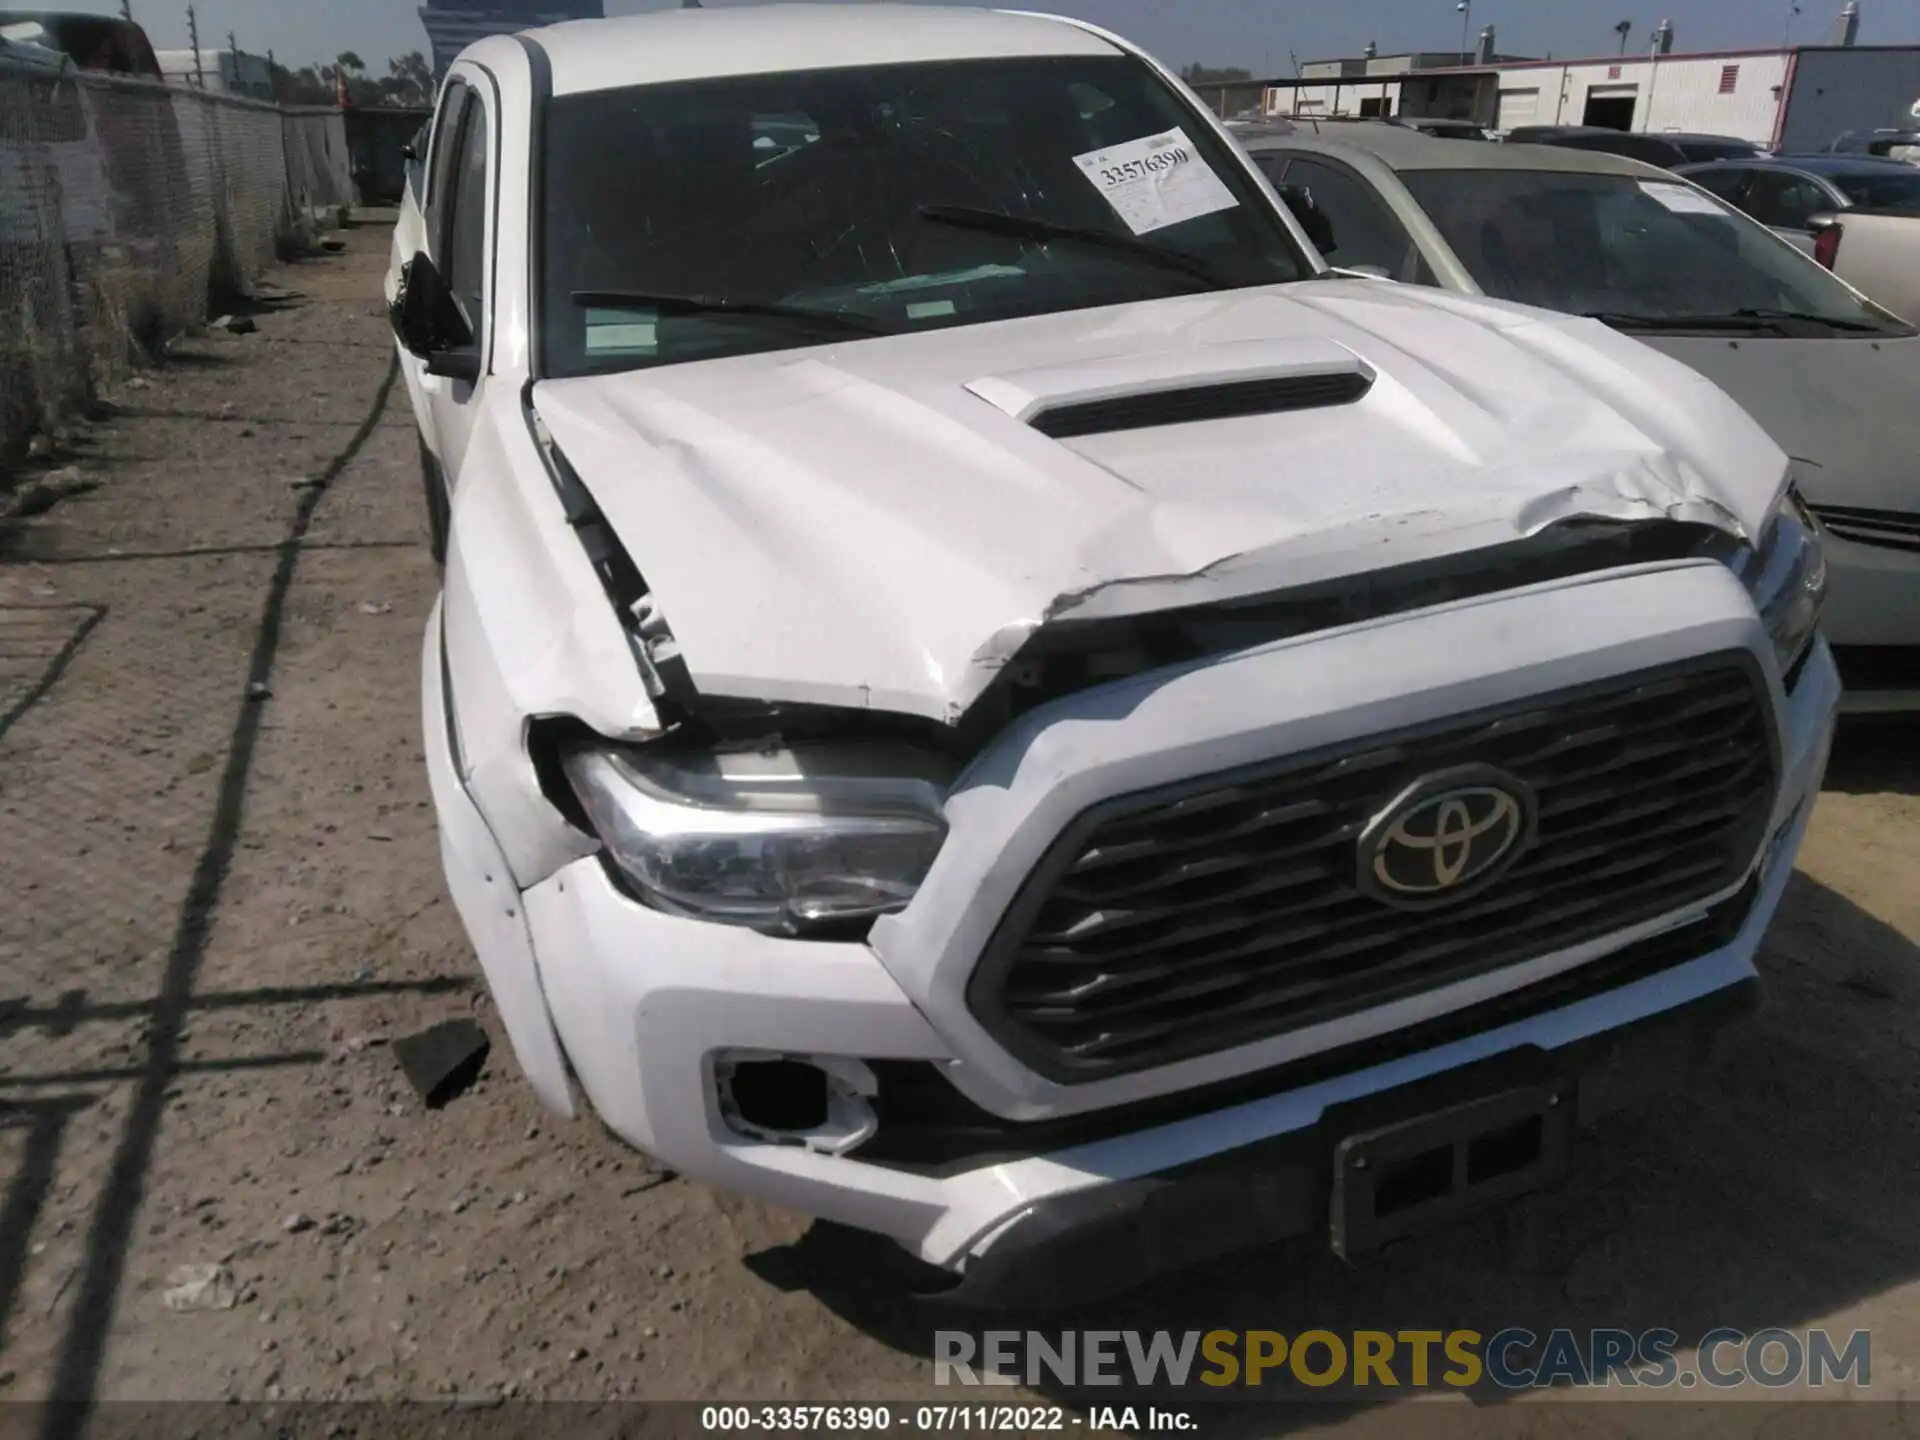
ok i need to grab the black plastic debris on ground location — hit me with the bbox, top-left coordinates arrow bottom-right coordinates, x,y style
393,1018 -> 490,1108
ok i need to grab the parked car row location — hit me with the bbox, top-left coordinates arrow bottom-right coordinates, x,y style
1504,124 -> 1766,168
1680,153 -> 1920,251
1247,114 -> 1920,176
393,4 -> 1848,1307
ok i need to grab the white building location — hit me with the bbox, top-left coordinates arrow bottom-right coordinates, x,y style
1268,10 -> 1920,149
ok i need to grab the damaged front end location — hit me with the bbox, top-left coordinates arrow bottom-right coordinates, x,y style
515,394 -> 1793,946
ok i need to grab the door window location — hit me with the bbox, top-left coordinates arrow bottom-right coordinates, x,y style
440,95 -> 490,355
1278,156 -> 1431,283
1744,170 -> 1831,230
1685,166 -> 1754,204
424,79 -> 468,227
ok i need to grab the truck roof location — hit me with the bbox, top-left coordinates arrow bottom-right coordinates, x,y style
522,4 -> 1122,97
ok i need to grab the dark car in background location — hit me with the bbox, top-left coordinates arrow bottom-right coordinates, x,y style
1501,124 -> 1691,168
1821,128 -> 1920,162
1657,132 -> 1768,164
0,9 -> 197,328
1679,154 -> 1920,252
0,10 -> 162,76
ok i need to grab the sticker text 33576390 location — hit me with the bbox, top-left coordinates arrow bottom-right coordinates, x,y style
1072,127 -> 1240,236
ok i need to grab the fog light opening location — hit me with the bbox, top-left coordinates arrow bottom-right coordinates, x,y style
714,1052 -> 878,1156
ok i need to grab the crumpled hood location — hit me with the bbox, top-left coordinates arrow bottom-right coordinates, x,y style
533,280 -> 1787,723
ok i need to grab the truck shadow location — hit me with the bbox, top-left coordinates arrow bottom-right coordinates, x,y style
752,869 -> 1919,1428
1822,716 -> 1918,797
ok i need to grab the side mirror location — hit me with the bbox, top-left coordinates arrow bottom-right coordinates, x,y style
401,141 -> 417,161
1279,183 -> 1338,255
391,252 -> 480,382
1807,211 -> 1844,269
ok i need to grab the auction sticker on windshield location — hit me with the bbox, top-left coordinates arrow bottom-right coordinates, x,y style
1638,180 -> 1726,216
1073,128 -> 1238,235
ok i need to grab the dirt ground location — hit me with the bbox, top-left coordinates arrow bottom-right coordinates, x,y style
1,226 -> 1918,1433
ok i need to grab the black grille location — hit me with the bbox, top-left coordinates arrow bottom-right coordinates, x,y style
969,655 -> 1777,1081
1027,370 -> 1372,438
1808,504 -> 1920,554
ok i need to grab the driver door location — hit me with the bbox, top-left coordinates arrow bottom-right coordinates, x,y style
392,72 -> 493,481
420,78 -> 495,484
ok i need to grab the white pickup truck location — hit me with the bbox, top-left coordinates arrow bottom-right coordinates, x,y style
389,3 -> 1838,1302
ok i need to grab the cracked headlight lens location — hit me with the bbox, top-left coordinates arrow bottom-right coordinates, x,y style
562,742 -> 952,933
1742,483 -> 1828,679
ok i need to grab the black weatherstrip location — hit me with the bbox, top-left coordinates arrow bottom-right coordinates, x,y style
467,58 -> 505,378
514,33 -> 554,380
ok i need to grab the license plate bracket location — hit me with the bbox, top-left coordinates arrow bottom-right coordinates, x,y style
1329,1077 -> 1572,1261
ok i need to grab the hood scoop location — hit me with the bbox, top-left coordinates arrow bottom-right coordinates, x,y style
966,336 -> 1374,439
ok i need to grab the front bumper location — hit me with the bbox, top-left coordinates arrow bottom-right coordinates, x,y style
429,561 -> 1839,1279
940,970 -> 1760,1307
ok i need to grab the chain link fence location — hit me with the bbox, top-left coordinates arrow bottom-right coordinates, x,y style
1,59 -> 326,464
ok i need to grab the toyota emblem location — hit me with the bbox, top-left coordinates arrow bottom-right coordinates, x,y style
1357,766 -> 1537,910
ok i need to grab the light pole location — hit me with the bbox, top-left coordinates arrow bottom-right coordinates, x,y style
1457,0 -> 1471,61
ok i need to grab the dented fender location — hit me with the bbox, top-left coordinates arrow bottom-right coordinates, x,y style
439,390 -> 661,889
421,597 -> 575,1119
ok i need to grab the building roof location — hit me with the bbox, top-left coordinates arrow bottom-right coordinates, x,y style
1241,122 -> 1666,178
522,4 -> 1119,96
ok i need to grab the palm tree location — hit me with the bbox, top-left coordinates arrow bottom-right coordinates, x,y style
1614,19 -> 1633,54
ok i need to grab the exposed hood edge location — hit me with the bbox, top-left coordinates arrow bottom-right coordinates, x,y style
530,284 -> 1782,731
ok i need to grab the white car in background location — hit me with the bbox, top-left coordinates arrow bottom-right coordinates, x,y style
1240,124 -> 1920,712
387,4 -> 1835,1303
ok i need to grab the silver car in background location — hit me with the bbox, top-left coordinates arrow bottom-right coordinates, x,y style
1237,124 -> 1920,712
1678,154 -> 1920,255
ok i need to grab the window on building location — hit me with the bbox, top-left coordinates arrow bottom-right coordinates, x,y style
1719,65 -> 1740,94
1359,96 -> 1388,117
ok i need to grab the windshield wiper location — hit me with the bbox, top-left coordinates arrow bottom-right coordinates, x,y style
1724,307 -> 1888,333
1582,310 -> 1783,332
915,205 -> 1224,287
571,290 -> 890,336
1582,308 -> 1886,334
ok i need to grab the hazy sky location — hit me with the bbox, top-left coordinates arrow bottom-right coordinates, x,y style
58,0 -> 1920,75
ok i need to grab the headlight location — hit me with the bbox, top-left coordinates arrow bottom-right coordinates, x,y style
561,742 -> 953,933
1741,483 -> 1827,678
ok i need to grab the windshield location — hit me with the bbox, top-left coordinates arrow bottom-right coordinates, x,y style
1401,168 -> 1909,335
538,55 -> 1310,378
1831,169 -> 1920,209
